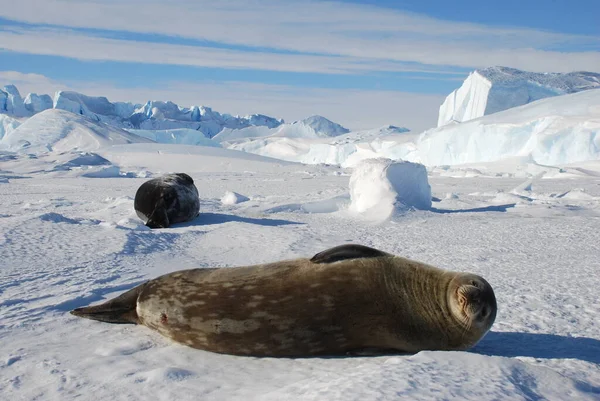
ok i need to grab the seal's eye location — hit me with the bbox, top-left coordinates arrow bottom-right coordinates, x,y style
470,280 -> 478,287
481,307 -> 489,318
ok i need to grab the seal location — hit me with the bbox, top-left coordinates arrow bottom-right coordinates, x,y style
70,244 -> 497,357
133,173 -> 200,228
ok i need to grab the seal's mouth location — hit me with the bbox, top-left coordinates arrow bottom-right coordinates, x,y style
456,283 -> 491,322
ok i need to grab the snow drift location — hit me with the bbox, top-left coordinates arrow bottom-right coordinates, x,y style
438,66 -> 600,127
349,158 -> 432,221
0,109 -> 152,153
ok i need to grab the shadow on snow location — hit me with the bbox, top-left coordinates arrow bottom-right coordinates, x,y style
430,203 -> 516,214
474,331 -> 600,365
178,212 -> 304,227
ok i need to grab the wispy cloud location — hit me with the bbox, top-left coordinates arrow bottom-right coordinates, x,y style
1,0 -> 599,72
1,71 -> 445,132
0,27 -> 462,75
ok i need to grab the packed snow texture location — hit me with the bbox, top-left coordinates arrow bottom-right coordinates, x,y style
438,66 -> 600,127
349,159 -> 432,221
1,139 -> 599,400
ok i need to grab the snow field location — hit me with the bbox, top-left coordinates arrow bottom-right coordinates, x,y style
1,144 -> 599,400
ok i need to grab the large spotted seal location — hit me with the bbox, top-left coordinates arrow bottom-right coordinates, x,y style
134,173 -> 200,229
70,244 -> 497,356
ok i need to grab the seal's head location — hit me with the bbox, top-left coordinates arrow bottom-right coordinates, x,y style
447,273 -> 497,338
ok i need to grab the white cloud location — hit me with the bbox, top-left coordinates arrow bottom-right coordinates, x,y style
1,0 -> 599,72
0,28 -> 462,75
1,71 -> 445,132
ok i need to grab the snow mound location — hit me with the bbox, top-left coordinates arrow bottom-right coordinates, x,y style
420,89 -> 600,166
125,128 -> 222,148
272,115 -> 349,139
331,125 -> 411,144
221,191 -> 250,205
0,109 -> 152,153
438,66 -> 600,127
349,158 -> 432,220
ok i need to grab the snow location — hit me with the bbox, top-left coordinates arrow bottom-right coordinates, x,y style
419,88 -> 600,166
221,190 -> 250,205
0,109 -> 152,154
271,115 -> 350,139
24,93 -> 53,114
125,128 -> 222,148
227,89 -> 600,168
0,113 -> 22,140
438,66 -> 600,127
349,158 -> 432,221
1,130 -> 600,400
1,85 -> 285,139
1,66 -> 600,400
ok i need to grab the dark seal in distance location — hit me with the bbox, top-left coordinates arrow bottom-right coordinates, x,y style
133,173 -> 200,229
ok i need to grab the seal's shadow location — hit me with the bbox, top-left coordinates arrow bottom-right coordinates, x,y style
178,212 -> 304,227
472,331 -> 600,365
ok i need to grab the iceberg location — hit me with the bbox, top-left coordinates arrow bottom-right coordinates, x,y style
438,66 -> 600,127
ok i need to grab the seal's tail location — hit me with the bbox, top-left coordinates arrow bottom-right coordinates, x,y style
70,283 -> 146,324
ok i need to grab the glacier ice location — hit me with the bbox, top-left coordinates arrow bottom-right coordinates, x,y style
229,89 -> 600,168
438,66 -> 600,127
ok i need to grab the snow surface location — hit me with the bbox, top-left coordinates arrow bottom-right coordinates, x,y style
349,158 -> 432,221
438,66 -> 600,127
1,139 -> 599,400
1,66 -> 600,400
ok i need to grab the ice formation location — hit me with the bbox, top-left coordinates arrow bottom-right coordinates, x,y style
349,158 -> 432,220
438,66 -> 600,127
0,85 -> 285,139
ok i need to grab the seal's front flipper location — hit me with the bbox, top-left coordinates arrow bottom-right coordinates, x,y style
70,283 -> 146,324
146,203 -> 170,229
310,244 -> 392,264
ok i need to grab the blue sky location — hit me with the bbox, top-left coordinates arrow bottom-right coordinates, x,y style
1,0 -> 598,131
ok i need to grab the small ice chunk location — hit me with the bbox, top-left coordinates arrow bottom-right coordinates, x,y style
221,191 -> 250,205
349,158 -> 432,220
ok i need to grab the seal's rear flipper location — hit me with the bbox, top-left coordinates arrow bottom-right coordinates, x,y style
146,204 -> 170,229
310,244 -> 392,264
70,284 -> 146,324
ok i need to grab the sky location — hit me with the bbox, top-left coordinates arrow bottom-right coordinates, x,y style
0,0 -> 599,132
